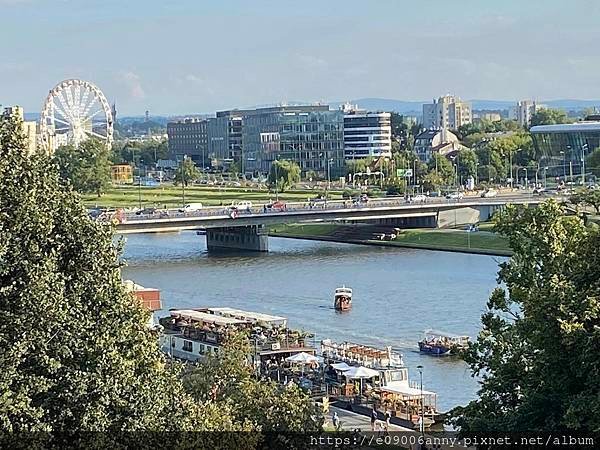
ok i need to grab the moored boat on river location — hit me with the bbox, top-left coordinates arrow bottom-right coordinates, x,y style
418,329 -> 470,356
320,339 -> 442,429
334,286 -> 352,311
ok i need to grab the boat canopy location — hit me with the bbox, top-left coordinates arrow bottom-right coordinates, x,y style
380,383 -> 437,398
208,307 -> 288,327
170,309 -> 247,326
423,329 -> 470,340
335,287 -> 352,294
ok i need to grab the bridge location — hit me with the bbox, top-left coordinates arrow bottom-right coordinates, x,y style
114,195 -> 547,252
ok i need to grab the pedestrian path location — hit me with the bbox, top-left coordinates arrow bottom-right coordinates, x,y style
327,406 -> 413,432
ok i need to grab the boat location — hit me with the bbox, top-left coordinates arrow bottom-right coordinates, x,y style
320,339 -> 442,430
334,286 -> 352,311
418,329 -> 470,356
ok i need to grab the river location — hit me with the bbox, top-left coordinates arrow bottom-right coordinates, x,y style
121,231 -> 504,412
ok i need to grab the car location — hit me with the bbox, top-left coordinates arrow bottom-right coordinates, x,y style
267,200 -> 286,211
413,194 -> 427,202
532,187 -> 546,195
233,200 -> 253,210
446,192 -> 464,200
480,189 -> 497,198
135,207 -> 157,216
178,203 -> 203,213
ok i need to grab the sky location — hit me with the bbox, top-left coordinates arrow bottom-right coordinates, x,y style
1,0 -> 599,115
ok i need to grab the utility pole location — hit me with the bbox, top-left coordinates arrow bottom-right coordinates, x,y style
417,365 -> 424,436
274,156 -> 279,202
181,155 -> 187,207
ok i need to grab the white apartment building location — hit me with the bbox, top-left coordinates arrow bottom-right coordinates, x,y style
343,106 -> 392,160
509,100 -> 546,127
422,95 -> 472,130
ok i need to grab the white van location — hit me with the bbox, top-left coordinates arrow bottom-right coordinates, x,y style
179,203 -> 203,213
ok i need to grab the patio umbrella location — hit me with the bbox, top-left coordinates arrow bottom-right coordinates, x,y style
285,352 -> 319,364
344,366 -> 380,397
331,362 -> 352,371
344,366 -> 379,379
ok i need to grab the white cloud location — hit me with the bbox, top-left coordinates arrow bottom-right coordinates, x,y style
120,71 -> 145,100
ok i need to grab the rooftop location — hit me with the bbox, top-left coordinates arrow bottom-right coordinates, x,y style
207,307 -> 287,325
530,121 -> 600,134
169,309 -> 247,326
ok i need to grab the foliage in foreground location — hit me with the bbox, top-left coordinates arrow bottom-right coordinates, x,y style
54,139 -> 112,196
0,117 -> 203,432
183,332 -> 324,433
452,201 -> 600,433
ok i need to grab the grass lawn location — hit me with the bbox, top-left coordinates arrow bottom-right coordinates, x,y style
390,229 -> 511,254
271,223 -> 511,255
83,185 -> 344,208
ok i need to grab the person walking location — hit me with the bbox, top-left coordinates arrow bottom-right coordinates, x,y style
384,410 -> 391,435
370,407 -> 378,431
332,411 -> 339,430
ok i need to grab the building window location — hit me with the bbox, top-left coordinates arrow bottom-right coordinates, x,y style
182,340 -> 193,352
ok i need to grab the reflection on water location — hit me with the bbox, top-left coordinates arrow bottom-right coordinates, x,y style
121,231 -> 504,411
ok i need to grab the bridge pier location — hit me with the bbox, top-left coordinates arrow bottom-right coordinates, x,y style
206,225 -> 269,252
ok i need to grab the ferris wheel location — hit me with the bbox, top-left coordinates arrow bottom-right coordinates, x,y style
40,79 -> 114,151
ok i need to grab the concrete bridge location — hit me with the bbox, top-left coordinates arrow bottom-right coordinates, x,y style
114,195 -> 546,252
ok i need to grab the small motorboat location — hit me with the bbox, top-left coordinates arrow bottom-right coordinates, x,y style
334,286 -> 352,311
418,329 -> 470,356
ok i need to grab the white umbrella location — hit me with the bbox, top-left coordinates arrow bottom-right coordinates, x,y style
344,366 -> 380,397
344,366 -> 380,379
331,362 -> 352,371
286,352 -> 319,364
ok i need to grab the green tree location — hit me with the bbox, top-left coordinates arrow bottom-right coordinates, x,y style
456,148 -> 478,179
452,201 -> 600,432
570,188 -> 600,214
427,153 -> 455,186
586,147 -> 600,178
530,108 -> 570,127
174,157 -> 200,186
267,159 -> 301,192
183,332 -> 323,435
0,116 -> 202,432
54,139 -> 112,197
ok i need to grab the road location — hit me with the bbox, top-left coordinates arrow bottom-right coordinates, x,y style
326,406 -> 413,432
109,190 -> 557,224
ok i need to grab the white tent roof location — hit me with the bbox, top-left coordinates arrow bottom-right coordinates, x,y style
344,366 -> 380,379
286,352 -> 318,364
380,383 -> 436,397
331,362 -> 352,371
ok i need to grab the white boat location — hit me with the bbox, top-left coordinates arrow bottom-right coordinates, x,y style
334,286 -> 352,311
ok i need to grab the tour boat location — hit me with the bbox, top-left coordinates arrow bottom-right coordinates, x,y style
418,329 -> 470,356
334,286 -> 352,311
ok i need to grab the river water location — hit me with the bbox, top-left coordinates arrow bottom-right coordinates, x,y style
121,231 -> 504,412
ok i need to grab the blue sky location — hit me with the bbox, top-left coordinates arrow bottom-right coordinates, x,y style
1,0 -> 599,115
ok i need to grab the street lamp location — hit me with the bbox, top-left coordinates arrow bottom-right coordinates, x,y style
326,158 -> 333,207
475,162 -> 480,186
274,155 -> 280,202
138,159 -> 144,209
582,143 -> 589,185
180,155 -> 187,208
416,365 -> 424,436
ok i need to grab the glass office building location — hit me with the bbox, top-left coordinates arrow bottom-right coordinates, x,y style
530,118 -> 600,180
242,106 -> 345,178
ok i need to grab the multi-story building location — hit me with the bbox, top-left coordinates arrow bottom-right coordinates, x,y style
2,106 -> 38,154
530,115 -> 600,180
422,95 -> 472,130
414,128 -> 462,162
509,100 -> 546,127
166,118 -> 209,167
343,109 -> 392,160
207,110 -> 247,168
242,105 -> 345,178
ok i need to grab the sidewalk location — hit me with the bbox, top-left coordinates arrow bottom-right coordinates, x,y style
327,406 -> 413,432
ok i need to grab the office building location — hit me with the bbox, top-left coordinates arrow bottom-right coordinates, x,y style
414,128 -> 462,162
2,106 -> 38,154
166,118 -> 209,166
207,110 -> 246,168
343,109 -> 392,160
530,116 -> 600,179
422,95 -> 472,130
242,105 -> 344,178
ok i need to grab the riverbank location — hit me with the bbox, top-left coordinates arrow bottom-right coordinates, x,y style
270,223 -> 512,257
